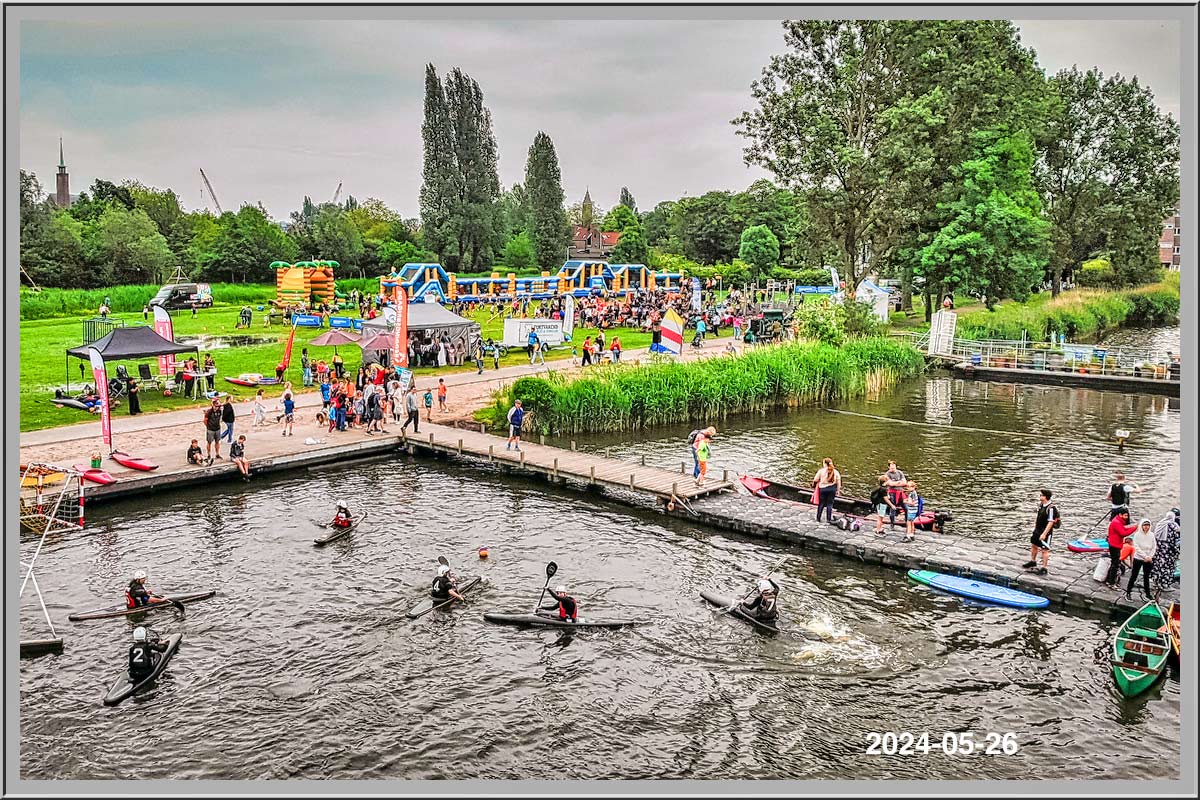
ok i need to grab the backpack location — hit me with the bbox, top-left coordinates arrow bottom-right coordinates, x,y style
1051,505 -> 1062,529
687,429 -> 702,445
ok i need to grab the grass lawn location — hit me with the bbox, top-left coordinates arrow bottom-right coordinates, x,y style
18,301 -> 690,432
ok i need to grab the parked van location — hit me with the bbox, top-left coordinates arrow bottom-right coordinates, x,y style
149,282 -> 213,310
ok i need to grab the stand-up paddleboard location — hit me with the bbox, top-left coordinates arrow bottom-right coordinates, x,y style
1067,538 -> 1108,553
110,451 -> 159,472
906,570 -> 1050,609
73,465 -> 117,485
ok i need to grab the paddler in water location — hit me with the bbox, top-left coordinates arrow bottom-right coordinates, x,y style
740,578 -> 780,622
331,501 -> 354,529
126,570 -> 166,608
128,626 -> 169,682
541,585 -> 579,622
431,564 -> 467,604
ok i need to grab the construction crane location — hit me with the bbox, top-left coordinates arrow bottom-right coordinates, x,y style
199,168 -> 224,215
331,181 -> 343,205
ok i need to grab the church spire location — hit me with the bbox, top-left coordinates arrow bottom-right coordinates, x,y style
58,137 -> 65,170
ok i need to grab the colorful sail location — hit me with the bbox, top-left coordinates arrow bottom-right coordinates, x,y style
88,347 -> 112,451
660,309 -> 684,355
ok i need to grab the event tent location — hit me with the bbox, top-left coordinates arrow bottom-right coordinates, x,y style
65,326 -> 198,390
361,302 -> 481,352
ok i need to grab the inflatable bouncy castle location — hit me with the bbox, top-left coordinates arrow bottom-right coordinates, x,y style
274,260 -> 337,306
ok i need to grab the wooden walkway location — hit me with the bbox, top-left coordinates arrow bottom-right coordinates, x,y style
401,422 -> 734,501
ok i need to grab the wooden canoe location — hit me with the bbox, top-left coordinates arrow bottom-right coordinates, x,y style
1167,602 -> 1180,661
1111,601 -> 1170,697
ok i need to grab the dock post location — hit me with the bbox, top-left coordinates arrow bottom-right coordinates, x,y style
457,439 -> 463,455
641,454 -> 646,466
520,450 -> 526,468
630,474 -> 635,489
723,469 -> 729,483
590,466 -> 595,484
489,445 -> 494,463
680,462 -> 685,474
571,441 -> 577,451
480,423 -> 486,434
672,482 -> 678,497
429,433 -> 435,447
553,458 -> 558,478
540,434 -> 545,446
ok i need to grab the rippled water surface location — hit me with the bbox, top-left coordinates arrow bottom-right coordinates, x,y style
19,360 -> 1181,781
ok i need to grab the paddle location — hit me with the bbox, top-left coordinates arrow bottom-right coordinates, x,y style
534,561 -> 558,613
717,555 -> 790,616
1085,509 -> 1112,537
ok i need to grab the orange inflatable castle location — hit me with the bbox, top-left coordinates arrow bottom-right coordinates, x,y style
273,260 -> 337,307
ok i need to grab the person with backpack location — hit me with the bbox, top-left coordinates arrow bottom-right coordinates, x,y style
1106,472 -> 1141,519
1023,488 -> 1059,575
688,427 -> 716,480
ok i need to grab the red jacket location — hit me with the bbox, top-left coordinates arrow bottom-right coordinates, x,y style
1107,517 -> 1139,548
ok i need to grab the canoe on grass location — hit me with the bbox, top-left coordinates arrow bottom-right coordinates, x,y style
102,634 -> 183,707
68,591 -> 216,622
1111,601 -> 1170,698
482,610 -> 645,630
700,590 -> 779,633
906,570 -> 1050,609
1167,602 -> 1180,661
405,576 -> 483,619
313,512 -> 369,546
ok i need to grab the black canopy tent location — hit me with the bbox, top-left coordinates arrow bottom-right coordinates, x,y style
360,302 -> 481,364
65,326 -> 198,392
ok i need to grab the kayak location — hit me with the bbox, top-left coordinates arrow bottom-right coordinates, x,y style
906,570 -> 1050,610
225,374 -> 282,387
68,591 -> 216,622
102,633 -> 183,707
740,475 -> 952,532
699,590 -> 779,633
50,398 -> 94,411
405,576 -> 483,619
1111,601 -> 1170,697
110,451 -> 159,472
1068,538 -> 1108,553
1167,602 -> 1180,661
73,465 -> 117,485
313,512 -> 369,546
482,610 -> 645,630
19,470 -> 66,487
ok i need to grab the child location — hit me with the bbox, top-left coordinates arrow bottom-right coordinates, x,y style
423,388 -> 434,422
694,434 -> 711,487
870,477 -> 894,535
186,439 -> 204,466
903,481 -> 920,542
437,379 -> 448,413
253,390 -> 267,428
319,376 -> 332,412
281,392 -> 295,437
571,346 -> 580,367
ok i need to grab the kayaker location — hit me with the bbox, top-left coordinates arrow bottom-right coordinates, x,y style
431,565 -> 467,604
541,585 -> 578,622
1103,509 -> 1141,587
740,578 -> 780,622
128,626 -> 169,683
331,501 -> 354,529
126,570 -> 165,608
1106,472 -> 1141,519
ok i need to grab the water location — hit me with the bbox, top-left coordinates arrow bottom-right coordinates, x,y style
19,350 -> 1181,781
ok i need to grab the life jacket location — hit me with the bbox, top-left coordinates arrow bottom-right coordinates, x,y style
554,594 -> 578,621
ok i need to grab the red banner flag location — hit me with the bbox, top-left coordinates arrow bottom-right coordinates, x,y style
152,305 -> 176,375
282,321 -> 298,370
88,346 -> 112,451
392,286 -> 409,368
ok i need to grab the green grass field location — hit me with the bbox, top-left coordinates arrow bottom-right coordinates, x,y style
18,301 -> 672,432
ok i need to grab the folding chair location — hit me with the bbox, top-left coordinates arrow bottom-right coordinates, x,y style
137,363 -> 163,391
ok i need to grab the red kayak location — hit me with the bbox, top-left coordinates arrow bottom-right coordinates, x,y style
109,451 -> 159,472
72,465 -> 117,485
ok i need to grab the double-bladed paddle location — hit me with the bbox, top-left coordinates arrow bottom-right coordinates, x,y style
534,561 -> 558,613
717,555 -> 789,616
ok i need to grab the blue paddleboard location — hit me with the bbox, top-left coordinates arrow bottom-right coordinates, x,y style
907,570 -> 1050,609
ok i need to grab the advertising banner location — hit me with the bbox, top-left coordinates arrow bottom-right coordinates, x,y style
502,319 -> 565,348
562,295 -> 576,341
87,347 -> 112,451
152,305 -> 176,375
392,286 -> 409,368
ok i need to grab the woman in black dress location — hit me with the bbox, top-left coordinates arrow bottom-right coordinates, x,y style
126,378 -> 141,415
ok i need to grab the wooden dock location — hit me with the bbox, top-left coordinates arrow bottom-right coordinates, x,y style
948,362 -> 1180,397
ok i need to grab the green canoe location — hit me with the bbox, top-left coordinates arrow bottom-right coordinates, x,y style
1111,601 -> 1170,698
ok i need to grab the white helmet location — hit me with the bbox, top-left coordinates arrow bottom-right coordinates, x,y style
555,585 -> 567,594
437,565 -> 450,577
758,579 -> 774,593
336,501 -> 348,511
134,569 -> 148,581
132,626 -> 148,642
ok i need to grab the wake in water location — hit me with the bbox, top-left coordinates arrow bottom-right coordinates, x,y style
790,611 -> 886,668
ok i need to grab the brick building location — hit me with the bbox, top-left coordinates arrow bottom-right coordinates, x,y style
1159,205 -> 1180,270
570,189 -> 621,258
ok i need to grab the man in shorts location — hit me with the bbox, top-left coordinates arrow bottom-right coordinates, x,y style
1023,488 -> 1058,575
882,460 -> 907,528
506,399 -> 524,451
281,392 -> 295,437
203,399 -> 223,464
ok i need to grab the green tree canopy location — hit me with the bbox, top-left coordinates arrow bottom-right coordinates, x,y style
738,224 -> 781,277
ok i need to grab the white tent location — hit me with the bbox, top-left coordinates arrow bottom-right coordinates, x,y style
854,279 -> 893,322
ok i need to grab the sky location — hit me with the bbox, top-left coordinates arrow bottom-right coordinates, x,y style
17,17 -> 1183,222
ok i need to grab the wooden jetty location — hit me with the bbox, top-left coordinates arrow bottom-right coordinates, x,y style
950,362 -> 1180,397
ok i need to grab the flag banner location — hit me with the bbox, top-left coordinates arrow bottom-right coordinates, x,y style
88,347 -> 112,451
660,309 -> 685,356
691,277 -> 702,312
152,305 -> 176,375
393,286 -> 409,368
282,321 -> 298,369
562,295 -> 576,341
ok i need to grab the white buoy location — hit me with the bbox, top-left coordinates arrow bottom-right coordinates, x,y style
1115,429 -> 1130,447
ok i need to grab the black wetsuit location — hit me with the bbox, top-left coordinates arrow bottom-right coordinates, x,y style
128,638 -> 169,682
541,592 -> 578,621
741,579 -> 780,621
1109,483 -> 1131,519
431,574 -> 456,600
128,580 -> 152,608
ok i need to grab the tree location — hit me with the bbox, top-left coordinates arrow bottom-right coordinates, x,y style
307,205 -> 365,274
669,191 -> 742,264
567,200 -> 606,228
523,132 -> 570,270
202,204 -> 297,283
444,67 -> 502,271
378,239 -> 437,270
85,205 -> 175,285
642,201 -> 676,249
126,181 -> 193,264
601,204 -> 639,235
619,186 -> 637,214
500,231 -> 537,271
419,64 -> 461,265
920,130 -> 1050,308
610,225 -> 648,265
738,225 -> 781,277
1039,67 -> 1180,292
496,182 -> 530,241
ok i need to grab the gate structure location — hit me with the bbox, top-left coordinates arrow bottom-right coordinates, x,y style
18,463 -> 86,657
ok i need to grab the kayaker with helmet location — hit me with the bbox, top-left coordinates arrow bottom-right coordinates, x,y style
126,570 -> 165,608
1106,472 -> 1141,519
331,501 -> 354,529
740,577 -> 780,622
128,626 -> 169,683
541,586 -> 579,622
431,564 -> 467,604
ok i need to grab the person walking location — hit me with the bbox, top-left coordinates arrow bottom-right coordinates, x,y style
812,458 -> 841,524
437,378 -> 448,413
423,387 -> 434,422
506,399 -> 524,451
203,398 -> 223,464
581,336 -> 594,367
219,396 -> 236,444
1124,518 -> 1157,601
492,342 -> 501,371
527,329 -> 540,363
1103,509 -> 1140,587
474,340 -> 485,375
1022,488 -> 1059,575
252,389 -> 268,428
531,339 -> 547,367
402,388 -> 420,434
301,349 -> 312,387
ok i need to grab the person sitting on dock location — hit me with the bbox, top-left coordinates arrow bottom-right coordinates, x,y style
126,570 -> 165,608
431,565 -> 467,604
541,586 -> 578,622
740,578 -> 780,622
128,626 -> 169,682
186,439 -> 204,466
331,502 -> 354,529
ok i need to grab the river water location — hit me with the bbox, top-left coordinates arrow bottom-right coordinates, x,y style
19,332 -> 1181,782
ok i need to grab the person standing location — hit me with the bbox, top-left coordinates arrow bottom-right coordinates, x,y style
527,329 -> 540,363
812,458 -> 841,524
437,378 -> 448,413
252,389 -> 268,428
219,396 -> 236,444
1124,518 -> 1157,600
870,478 -> 895,535
203,353 -> 217,392
506,399 -> 524,451
1022,488 -> 1059,575
1106,472 -> 1141,519
491,342 -> 501,371
695,433 -> 712,486
126,377 -> 141,416
531,339 -> 546,367
402,388 -> 420,434
319,377 -> 332,416
142,304 -> 150,322
1103,509 -> 1140,587
230,435 -> 250,482
301,349 -> 312,387
474,340 -> 485,375
203,398 -> 223,464
883,460 -> 908,528
332,352 -> 345,380
610,336 -> 622,364
901,482 -> 921,542
281,391 -> 295,437
422,387 -> 434,422
1150,508 -> 1181,594
581,336 -> 593,367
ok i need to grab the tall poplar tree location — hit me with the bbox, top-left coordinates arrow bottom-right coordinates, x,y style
523,131 -> 570,271
419,64 -> 460,265
444,67 -> 502,271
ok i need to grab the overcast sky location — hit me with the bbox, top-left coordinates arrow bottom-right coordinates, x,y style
18,17 -> 1182,221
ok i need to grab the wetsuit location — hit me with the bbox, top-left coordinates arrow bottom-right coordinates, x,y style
541,592 -> 578,622
127,579 -> 153,608
128,637 -> 169,682
1109,482 -> 1131,519
741,579 -> 780,621
431,574 -> 457,600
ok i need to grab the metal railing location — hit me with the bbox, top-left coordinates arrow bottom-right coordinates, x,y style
929,337 -> 1176,379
